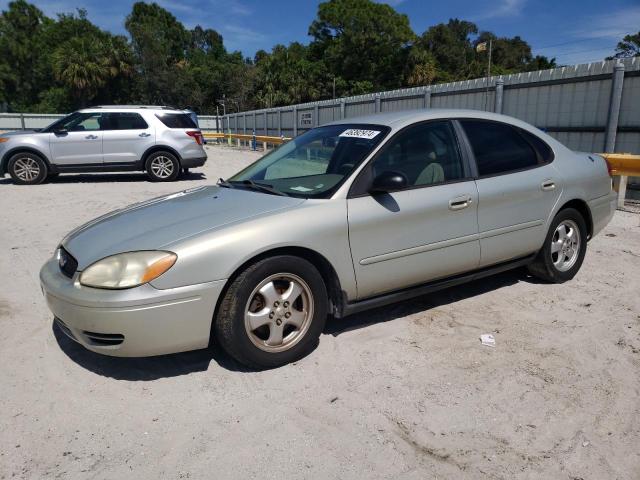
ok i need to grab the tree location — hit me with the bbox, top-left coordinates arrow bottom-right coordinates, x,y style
125,2 -> 190,105
608,31 -> 640,59
418,19 -> 478,81
0,0 -> 48,110
309,0 -> 415,94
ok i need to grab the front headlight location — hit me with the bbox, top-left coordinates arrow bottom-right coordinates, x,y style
79,251 -> 177,289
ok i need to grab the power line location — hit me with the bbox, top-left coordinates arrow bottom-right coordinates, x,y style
533,30 -> 634,50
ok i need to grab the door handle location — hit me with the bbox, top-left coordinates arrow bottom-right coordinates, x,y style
85,134 -> 98,140
541,180 -> 556,191
139,132 -> 151,137
449,195 -> 472,211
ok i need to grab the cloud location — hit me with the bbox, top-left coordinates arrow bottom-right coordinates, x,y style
569,6 -> 640,41
472,0 -> 526,21
221,24 -> 270,53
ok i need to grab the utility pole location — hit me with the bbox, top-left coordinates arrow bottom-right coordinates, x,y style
484,39 -> 493,111
333,76 -> 336,100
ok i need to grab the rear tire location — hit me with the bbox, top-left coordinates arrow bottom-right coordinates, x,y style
8,152 -> 48,185
214,255 -> 328,369
528,208 -> 587,283
145,151 -> 180,182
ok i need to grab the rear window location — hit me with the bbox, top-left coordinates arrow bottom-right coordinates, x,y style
461,120 -> 539,176
155,113 -> 197,129
106,112 -> 148,130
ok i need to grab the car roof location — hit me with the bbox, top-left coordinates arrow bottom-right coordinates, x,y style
326,108 -> 539,132
78,106 -> 188,114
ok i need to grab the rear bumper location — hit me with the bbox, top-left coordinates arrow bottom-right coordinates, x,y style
39,256 -> 225,357
589,191 -> 617,237
181,156 -> 207,169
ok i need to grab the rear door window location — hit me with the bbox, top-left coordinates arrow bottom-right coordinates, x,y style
155,113 -> 197,129
460,120 -> 539,176
105,112 -> 148,130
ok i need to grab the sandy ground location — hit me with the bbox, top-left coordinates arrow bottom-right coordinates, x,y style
1,145 -> 639,480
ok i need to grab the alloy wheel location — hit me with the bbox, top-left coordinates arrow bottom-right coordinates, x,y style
150,156 -> 175,179
13,157 -> 41,182
244,273 -> 314,353
551,219 -> 581,272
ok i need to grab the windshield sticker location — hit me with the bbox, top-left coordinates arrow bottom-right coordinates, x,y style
339,129 -> 381,140
290,185 -> 314,192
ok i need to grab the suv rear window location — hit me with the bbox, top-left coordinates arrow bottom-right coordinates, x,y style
105,112 -> 148,130
155,113 -> 197,129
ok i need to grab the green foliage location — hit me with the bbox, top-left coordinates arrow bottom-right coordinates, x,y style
607,31 -> 640,59
1,0 -> 617,115
308,0 -> 415,94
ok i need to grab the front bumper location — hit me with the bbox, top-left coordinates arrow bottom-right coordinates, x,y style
40,256 -> 226,357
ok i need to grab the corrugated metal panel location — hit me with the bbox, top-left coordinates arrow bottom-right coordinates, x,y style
619,75 -> 640,127
381,95 -> 424,112
345,101 -> 375,118
319,105 -> 340,124
615,132 -> 640,154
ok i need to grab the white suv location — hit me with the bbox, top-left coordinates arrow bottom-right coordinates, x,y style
0,106 -> 207,184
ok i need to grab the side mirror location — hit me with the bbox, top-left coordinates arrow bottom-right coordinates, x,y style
369,171 -> 407,193
53,128 -> 67,136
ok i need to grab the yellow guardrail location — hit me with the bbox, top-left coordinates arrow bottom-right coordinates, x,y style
601,153 -> 640,177
203,132 -> 291,145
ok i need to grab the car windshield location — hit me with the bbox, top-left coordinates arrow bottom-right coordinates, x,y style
42,112 -> 79,132
228,124 -> 389,198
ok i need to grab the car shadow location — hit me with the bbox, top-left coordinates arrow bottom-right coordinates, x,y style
52,322 -> 252,380
0,171 -> 206,185
324,267 -> 538,336
52,267 -> 539,380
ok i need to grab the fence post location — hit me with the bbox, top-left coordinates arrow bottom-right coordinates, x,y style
277,109 -> 282,136
494,78 -> 504,114
293,106 -> 298,137
20,113 -> 25,130
375,94 -> 381,113
605,61 -> 626,208
243,114 -> 247,135
340,99 -> 345,120
264,111 -> 268,135
423,88 -> 431,109
314,104 -> 319,127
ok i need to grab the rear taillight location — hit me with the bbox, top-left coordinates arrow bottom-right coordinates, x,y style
186,131 -> 204,145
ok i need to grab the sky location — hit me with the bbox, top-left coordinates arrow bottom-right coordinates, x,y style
4,0 -> 640,65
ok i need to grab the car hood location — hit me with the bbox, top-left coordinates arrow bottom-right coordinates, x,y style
63,185 -> 305,269
0,129 -> 42,137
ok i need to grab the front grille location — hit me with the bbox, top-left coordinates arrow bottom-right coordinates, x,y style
58,246 -> 78,279
82,331 -> 124,347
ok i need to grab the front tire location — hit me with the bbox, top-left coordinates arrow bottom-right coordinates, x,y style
146,151 -> 180,182
8,152 -> 48,185
528,208 -> 587,283
214,255 -> 328,369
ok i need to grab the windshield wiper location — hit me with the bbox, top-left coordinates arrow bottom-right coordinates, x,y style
217,177 -> 235,188
230,179 -> 288,196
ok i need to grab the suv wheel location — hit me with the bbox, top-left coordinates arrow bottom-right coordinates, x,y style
214,255 -> 328,369
146,151 -> 180,182
528,208 -> 587,283
8,152 -> 48,185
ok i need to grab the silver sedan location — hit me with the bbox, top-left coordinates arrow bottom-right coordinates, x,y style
40,109 -> 617,368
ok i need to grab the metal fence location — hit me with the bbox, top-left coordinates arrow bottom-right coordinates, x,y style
0,113 -> 222,131
220,57 -> 640,156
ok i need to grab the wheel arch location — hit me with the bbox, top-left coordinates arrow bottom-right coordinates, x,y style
141,145 -> 183,170
210,246 -> 345,345
1,147 -> 51,175
557,199 -> 593,239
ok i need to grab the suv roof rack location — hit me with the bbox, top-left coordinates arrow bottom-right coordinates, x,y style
92,105 -> 181,110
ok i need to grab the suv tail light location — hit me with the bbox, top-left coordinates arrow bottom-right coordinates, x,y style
186,131 -> 204,145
